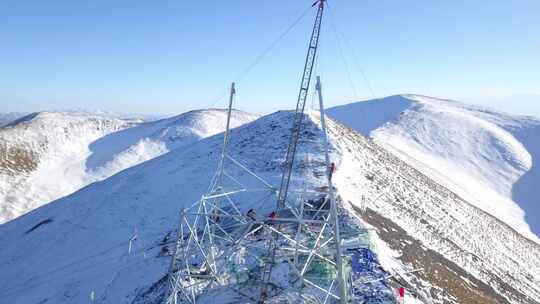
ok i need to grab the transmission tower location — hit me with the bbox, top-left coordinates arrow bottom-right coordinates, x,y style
163,1 -> 350,303
162,82 -> 279,304
259,1 -> 347,302
256,73 -> 348,303
276,0 -> 325,209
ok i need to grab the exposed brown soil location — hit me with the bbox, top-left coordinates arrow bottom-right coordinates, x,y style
352,204 -> 531,304
0,145 -> 38,174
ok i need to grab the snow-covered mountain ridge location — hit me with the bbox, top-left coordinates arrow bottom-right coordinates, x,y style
0,112 -> 133,223
85,109 -> 259,180
328,95 -> 540,242
0,111 -> 537,304
0,109 -> 258,224
327,117 -> 540,303
0,112 -> 28,127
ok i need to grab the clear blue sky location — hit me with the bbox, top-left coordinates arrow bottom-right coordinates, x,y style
1,0 -> 539,117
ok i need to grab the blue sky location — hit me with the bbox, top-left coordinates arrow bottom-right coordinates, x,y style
1,0 -> 539,117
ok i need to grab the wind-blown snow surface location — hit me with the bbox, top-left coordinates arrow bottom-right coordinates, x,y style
0,111 -> 538,304
328,95 -> 540,242
0,109 -> 258,224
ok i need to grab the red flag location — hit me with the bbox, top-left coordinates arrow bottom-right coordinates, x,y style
399,287 -> 405,298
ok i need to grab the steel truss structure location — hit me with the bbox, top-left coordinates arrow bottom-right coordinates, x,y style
163,1 -> 349,303
164,81 -> 346,304
163,76 -> 348,303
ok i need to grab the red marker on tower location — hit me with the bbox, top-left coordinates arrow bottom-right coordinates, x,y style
398,286 -> 405,303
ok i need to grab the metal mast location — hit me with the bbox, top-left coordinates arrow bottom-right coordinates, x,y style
218,82 -> 236,187
276,0 -> 325,209
316,76 -> 347,303
259,2 -> 335,301
162,83 -> 274,304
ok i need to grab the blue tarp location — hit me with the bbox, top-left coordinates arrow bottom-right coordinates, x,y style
351,247 -> 376,273
348,248 -> 396,303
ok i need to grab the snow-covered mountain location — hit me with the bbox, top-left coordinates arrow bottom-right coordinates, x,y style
328,95 -> 540,243
0,111 -> 537,304
85,109 -> 259,180
0,109 -> 258,224
0,112 -> 133,223
0,112 -> 28,127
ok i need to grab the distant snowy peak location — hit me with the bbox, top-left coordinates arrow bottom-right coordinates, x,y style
2,110 -> 132,127
0,112 -> 28,128
328,94 -> 540,242
86,108 -> 260,179
158,108 -> 260,140
44,108 -> 169,122
0,111 -> 131,173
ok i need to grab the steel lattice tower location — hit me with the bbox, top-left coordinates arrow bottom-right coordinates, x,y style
276,0 -> 325,210
163,1 -> 349,303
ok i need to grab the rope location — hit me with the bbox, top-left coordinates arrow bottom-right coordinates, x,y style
327,3 -> 379,101
222,2 -> 313,172
205,4 -> 315,109
326,5 -> 359,101
234,4 -> 314,84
